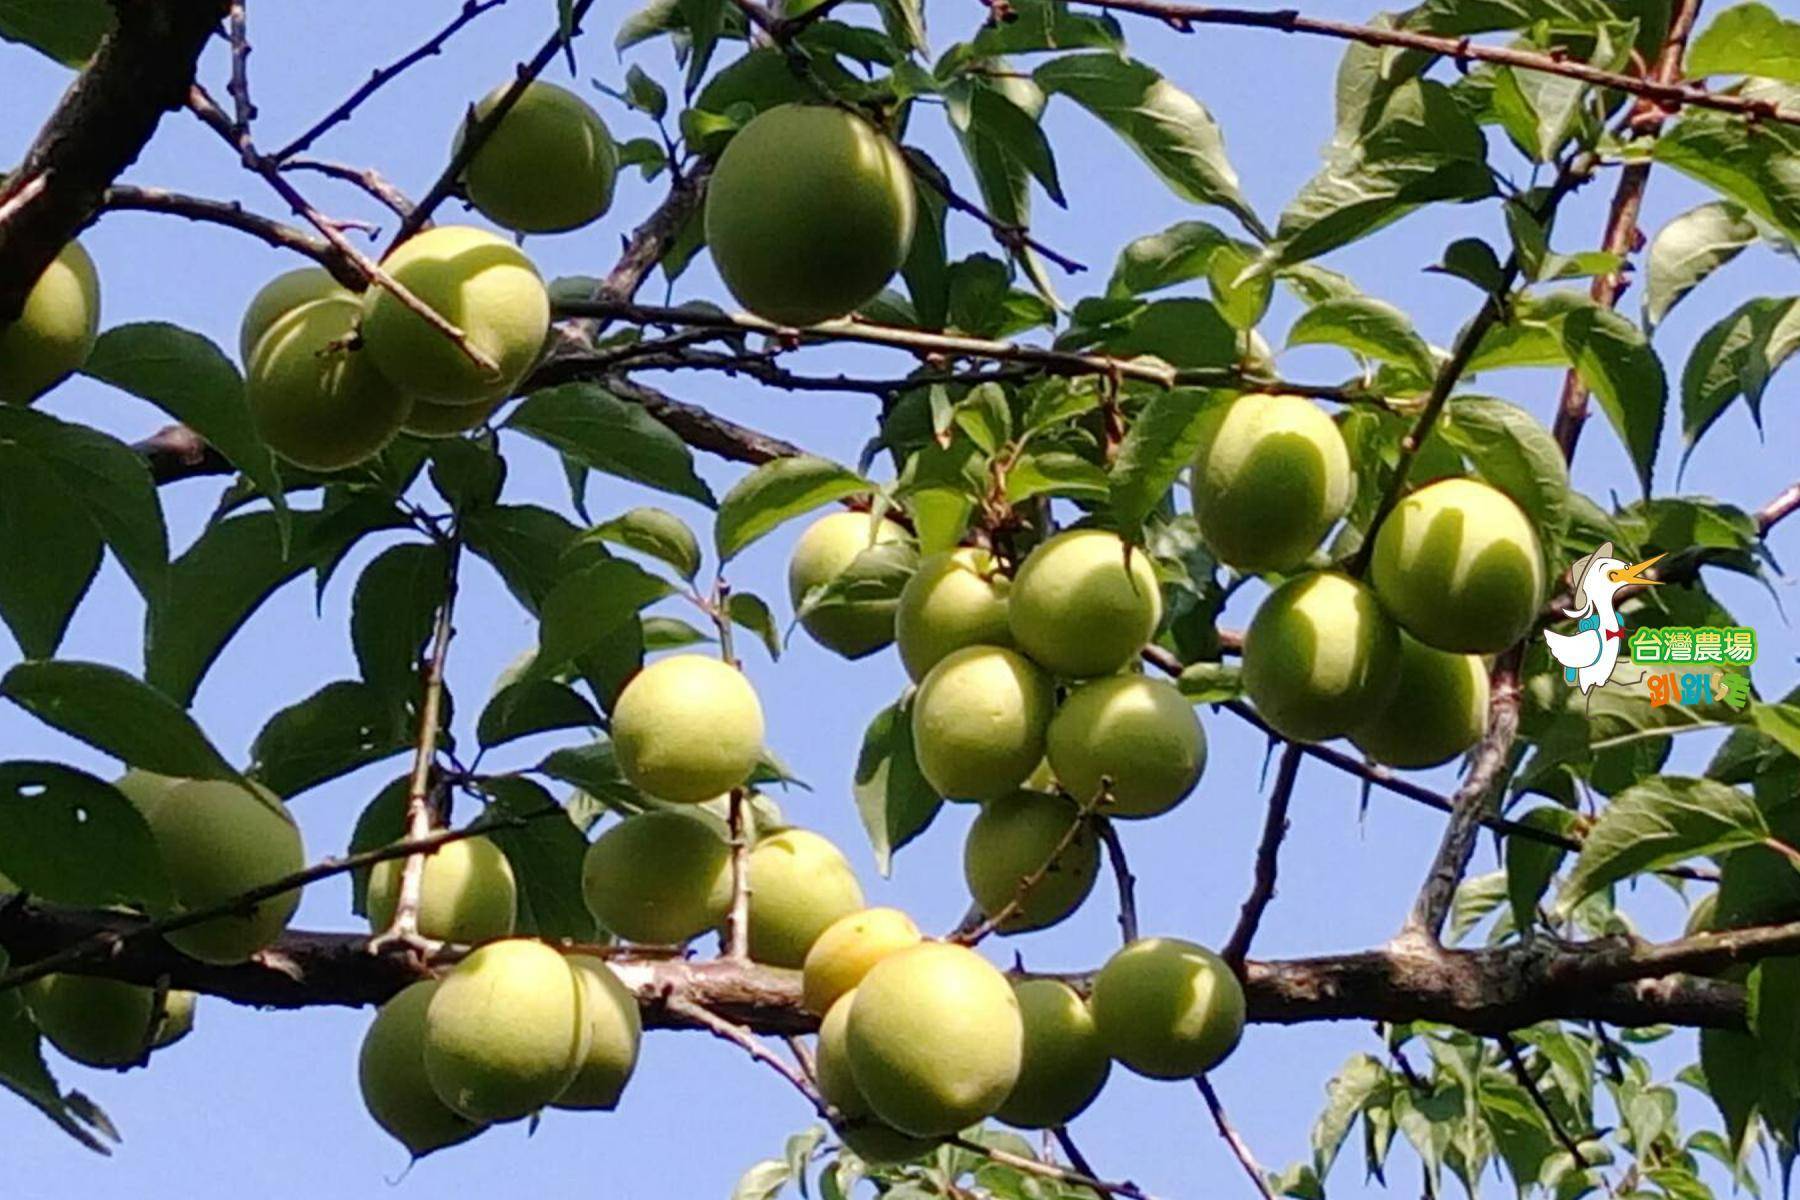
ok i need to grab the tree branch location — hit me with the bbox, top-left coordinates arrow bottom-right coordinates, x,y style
0,0 -> 230,319
1223,744 -> 1302,968
280,158 -> 415,220
100,186 -> 358,285
1096,817 -> 1140,944
951,786 -> 1106,946
1196,1077 -> 1278,1200
1079,0 -> 1800,129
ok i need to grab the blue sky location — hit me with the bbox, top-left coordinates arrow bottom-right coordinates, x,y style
3,2 -> 1796,1197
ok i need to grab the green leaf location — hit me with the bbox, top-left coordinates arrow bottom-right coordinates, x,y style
731,1158 -> 792,1200
507,382 -> 716,507
946,76 -> 1039,236
482,776 -> 597,940
147,503 -> 400,706
1490,63 -> 1586,163
1106,219 -> 1239,298
1644,202 -> 1758,331
1311,1053 -> 1389,1178
1503,805 -> 1577,933
1003,451 -> 1109,505
0,445 -> 102,658
477,679 -> 601,750
1655,83 -> 1800,245
1287,296 -> 1436,380
714,455 -> 871,561
1436,396 -> 1570,535
0,950 -> 115,1153
1687,3 -> 1800,82
0,762 -> 170,908
537,558 -> 675,672
1271,79 -> 1495,268
852,696 -> 942,876
1429,238 -> 1508,296
726,592 -> 782,660
0,405 -> 167,609
1034,53 -> 1263,237
350,543 -> 447,698
1700,1028 -> 1761,1158
1066,296 -> 1239,368
1108,389 -> 1217,531
967,82 -> 1064,206
797,542 -> 919,629
248,680 -> 413,799
1556,777 -> 1768,913
1680,296 -> 1800,455
464,503 -> 582,616
0,0 -> 112,66
537,741 -> 650,815
584,507 -> 702,580
1552,299 -> 1668,493
83,322 -> 285,518
426,436 -> 505,513
0,660 -> 237,781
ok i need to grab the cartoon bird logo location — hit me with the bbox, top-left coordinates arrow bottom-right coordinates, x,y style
1541,542 -> 1664,695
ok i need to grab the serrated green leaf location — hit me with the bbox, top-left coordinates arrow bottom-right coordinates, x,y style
1645,202 -> 1757,331
1176,661 -> 1241,703
0,660 -> 237,781
1654,82 -> 1800,245
350,543 -> 447,698
1688,3 -> 1800,82
584,506 -> 702,580
1107,220 -> 1238,299
853,696 -> 942,875
1036,53 -> 1262,236
248,680 -> 414,799
0,948 -> 114,1153
968,82 -> 1064,206
0,762 -> 171,908
1287,296 -> 1436,380
1004,451 -> 1108,506
84,322 -> 285,518
0,446 -> 102,659
1552,299 -> 1668,493
426,436 -> 505,513
1108,388 -> 1217,531
1557,777 -> 1768,913
537,742 -> 650,815
508,383 -> 715,507
714,455 -> 871,561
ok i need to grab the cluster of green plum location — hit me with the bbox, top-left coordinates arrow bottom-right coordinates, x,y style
234,78 -> 623,471
0,238 -> 101,406
789,512 -> 1207,930
1195,393 -> 1544,767
796,908 -> 1247,1159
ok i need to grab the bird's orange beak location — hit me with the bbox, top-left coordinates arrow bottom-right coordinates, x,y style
1608,553 -> 1666,587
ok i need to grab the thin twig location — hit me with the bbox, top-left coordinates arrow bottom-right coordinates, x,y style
391,0 -> 598,244
902,146 -> 1088,275
0,813 -> 544,996
272,0 -> 511,162
1196,1077 -> 1278,1200
369,543 -> 461,954
226,1 -> 256,134
1497,1034 -> 1598,1175
1053,1126 -> 1102,1180
952,785 -> 1106,946
1095,817 -> 1140,944
1223,744 -> 1303,968
281,157 -> 415,219
665,995 -> 831,1115
189,84 -> 499,376
1081,0 -> 1800,128
947,1135 -> 1155,1200
100,186 -> 356,284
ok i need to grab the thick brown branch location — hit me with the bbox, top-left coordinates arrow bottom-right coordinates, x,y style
1081,0 -> 1800,128
0,0 -> 230,319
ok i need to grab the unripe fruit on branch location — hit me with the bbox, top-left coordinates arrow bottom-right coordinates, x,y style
581,810 -> 732,945
145,778 -> 305,964
611,654 -> 765,802
1047,674 -> 1207,819
816,992 -> 938,1165
912,646 -> 1054,801
238,266 -> 343,364
551,955 -> 642,1111
705,104 -> 916,326
423,939 -> 587,1123
458,81 -> 617,234
366,834 -> 518,944
1349,633 -> 1489,769
1091,937 -> 1245,1080
895,547 -> 1012,682
360,225 -> 549,405
1242,571 -> 1400,743
150,989 -> 196,1049
787,511 -> 910,659
963,790 -> 1099,933
741,827 -> 865,968
247,295 -> 410,471
1189,393 -> 1353,573
996,979 -> 1112,1129
24,974 -> 160,1068
802,907 -> 923,1016
359,979 -> 485,1157
846,942 -> 1023,1136
1369,477 -> 1546,654
1008,530 -> 1161,679
0,240 -> 99,405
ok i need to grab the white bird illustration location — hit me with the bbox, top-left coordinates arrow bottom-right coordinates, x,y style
1541,541 -> 1665,695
